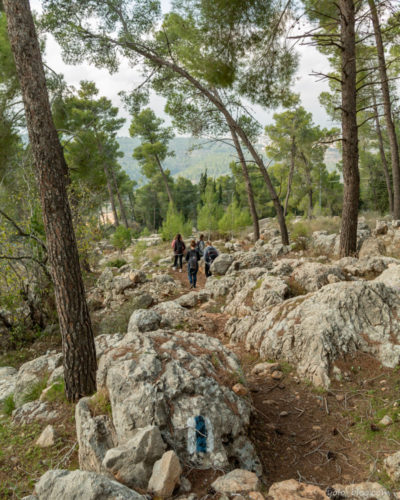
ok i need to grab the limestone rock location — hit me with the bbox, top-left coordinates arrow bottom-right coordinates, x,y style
176,291 -> 210,308
375,220 -> 389,235
14,352 -> 62,407
268,479 -> 328,499
127,309 -> 161,333
36,425 -> 57,448
76,397 -> 117,474
204,276 -> 236,298
384,451 -> 400,482
152,300 -> 190,328
379,414 -> 393,426
311,231 -> 338,256
0,366 -> 17,404
102,425 -> 166,489
211,469 -> 259,493
359,237 -> 386,259
226,281 -> 400,387
251,362 -> 281,376
148,450 -> 182,498
12,401 -> 59,425
374,263 -> 400,289
97,329 -> 261,473
210,254 -> 234,275
34,469 -> 142,499
290,262 -> 345,292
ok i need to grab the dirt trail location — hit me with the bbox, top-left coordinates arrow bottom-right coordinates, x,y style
168,266 -> 400,494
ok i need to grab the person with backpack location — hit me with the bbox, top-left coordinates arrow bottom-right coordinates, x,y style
185,239 -> 201,288
196,234 -> 205,257
172,234 -> 186,272
203,241 -> 219,278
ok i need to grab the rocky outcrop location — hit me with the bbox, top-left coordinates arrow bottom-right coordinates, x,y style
226,281 -> 400,387
0,366 -> 17,404
12,400 -> 59,425
147,450 -> 182,497
102,425 -> 166,489
384,450 -> 400,482
96,324 -> 261,473
14,352 -> 62,407
358,237 -> 386,259
75,397 -> 117,474
36,425 -> 57,448
268,479 -> 328,499
211,254 -> 234,275
211,469 -> 260,493
33,469 -> 142,499
290,262 -> 346,292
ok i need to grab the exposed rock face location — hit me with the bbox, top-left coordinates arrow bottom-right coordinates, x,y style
211,469 -> 260,493
0,366 -> 17,404
96,328 -> 261,473
36,425 -> 57,448
337,256 -> 400,277
211,253 -> 234,275
147,450 -> 182,497
268,479 -> 328,499
76,397 -> 117,474
374,263 -> 400,288
102,425 -> 166,489
12,400 -> 59,425
152,301 -> 190,328
176,290 -> 210,308
290,262 -> 346,292
127,309 -> 161,333
311,231 -> 338,255
204,276 -> 236,298
226,252 -> 273,274
358,237 -> 386,259
226,281 -> 400,387
14,352 -> 62,407
34,469 -> 142,499
384,450 -> 400,482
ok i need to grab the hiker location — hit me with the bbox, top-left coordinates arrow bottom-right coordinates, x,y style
185,239 -> 201,288
203,241 -> 218,278
172,234 -> 186,272
197,234 -> 205,257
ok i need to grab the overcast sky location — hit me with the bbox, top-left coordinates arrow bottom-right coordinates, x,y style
31,0 -> 334,136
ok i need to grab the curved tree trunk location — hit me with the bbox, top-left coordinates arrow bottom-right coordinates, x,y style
300,152 -> 314,219
110,166 -> 129,227
4,0 -> 96,402
103,164 -> 119,227
369,0 -> 400,219
155,154 -> 174,205
284,136 -> 296,217
372,91 -> 393,214
339,0 -> 359,257
230,128 -> 260,240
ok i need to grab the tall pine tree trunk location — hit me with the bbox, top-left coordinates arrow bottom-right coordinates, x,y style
339,0 -> 359,257
284,136 -> 296,217
4,0 -> 96,402
110,166 -> 129,228
230,128 -> 260,240
369,0 -> 400,219
155,154 -> 174,205
103,164 -> 120,226
372,91 -> 393,214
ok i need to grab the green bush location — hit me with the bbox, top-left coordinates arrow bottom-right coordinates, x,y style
41,380 -> 67,403
140,227 -> 151,237
111,226 -> 132,251
106,258 -> 127,269
21,377 -> 48,405
1,394 -> 15,416
161,203 -> 191,242
218,201 -> 252,233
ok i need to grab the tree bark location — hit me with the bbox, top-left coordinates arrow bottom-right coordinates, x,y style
300,152 -> 313,219
103,164 -> 120,227
284,136 -> 296,217
369,0 -> 400,219
110,166 -> 129,228
372,90 -> 393,214
339,0 -> 359,257
4,0 -> 96,401
155,154 -> 174,205
230,128 -> 260,240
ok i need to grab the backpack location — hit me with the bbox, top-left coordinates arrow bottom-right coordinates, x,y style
207,247 -> 218,262
188,250 -> 198,271
175,240 -> 185,254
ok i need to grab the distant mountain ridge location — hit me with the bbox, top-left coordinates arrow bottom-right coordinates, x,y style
117,136 -> 237,184
117,136 -> 341,184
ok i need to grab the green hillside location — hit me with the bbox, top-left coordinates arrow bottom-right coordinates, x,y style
117,136 -> 237,184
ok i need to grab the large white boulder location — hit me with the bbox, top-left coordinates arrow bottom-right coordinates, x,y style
210,253 -> 234,275
0,366 -> 17,404
33,469 -> 142,499
226,281 -> 400,387
96,329 -> 261,473
290,262 -> 346,292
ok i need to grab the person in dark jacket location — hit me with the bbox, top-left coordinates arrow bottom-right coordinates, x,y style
172,234 -> 185,272
196,234 -> 205,257
185,239 -> 201,288
203,241 -> 218,277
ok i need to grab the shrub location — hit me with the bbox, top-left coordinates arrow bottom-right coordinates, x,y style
21,377 -> 48,405
41,380 -> 67,403
161,203 -> 191,242
218,201 -> 252,233
89,389 -> 112,417
1,394 -> 15,416
111,226 -> 132,251
106,258 -> 127,269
